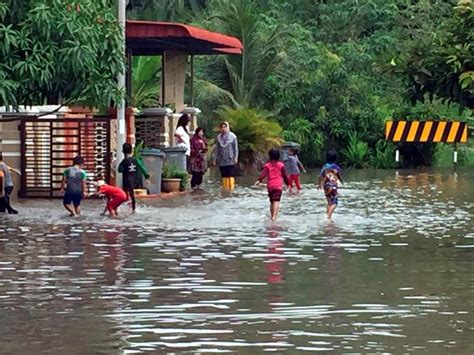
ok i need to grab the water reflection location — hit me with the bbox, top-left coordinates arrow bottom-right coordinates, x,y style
0,169 -> 473,353
265,225 -> 285,285
322,221 -> 343,291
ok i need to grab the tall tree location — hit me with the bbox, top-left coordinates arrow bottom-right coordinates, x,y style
397,0 -> 473,109
0,0 -> 124,108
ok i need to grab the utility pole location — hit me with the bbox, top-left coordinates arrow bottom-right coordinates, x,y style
116,0 -> 126,185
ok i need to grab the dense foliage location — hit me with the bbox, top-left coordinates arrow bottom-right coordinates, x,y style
1,0 -> 472,168
395,0 -> 474,109
0,0 -> 124,108
128,0 -> 473,168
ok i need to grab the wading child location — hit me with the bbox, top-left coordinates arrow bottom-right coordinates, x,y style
318,150 -> 343,220
118,143 -> 150,213
255,148 -> 290,221
285,148 -> 306,191
96,180 -> 128,217
0,152 -> 19,214
60,156 -> 87,216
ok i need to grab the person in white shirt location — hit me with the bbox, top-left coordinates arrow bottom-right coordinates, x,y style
175,114 -> 191,154
174,114 -> 191,171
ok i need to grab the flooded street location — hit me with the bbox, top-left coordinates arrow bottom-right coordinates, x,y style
0,169 -> 473,354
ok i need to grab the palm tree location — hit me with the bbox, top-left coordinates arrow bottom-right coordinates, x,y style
199,0 -> 286,108
131,56 -> 161,109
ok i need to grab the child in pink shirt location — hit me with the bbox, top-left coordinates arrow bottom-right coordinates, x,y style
255,148 -> 290,221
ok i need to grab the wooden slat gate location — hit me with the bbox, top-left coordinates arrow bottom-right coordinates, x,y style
20,118 -> 112,198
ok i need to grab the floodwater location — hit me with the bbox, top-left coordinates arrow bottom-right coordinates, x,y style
0,169 -> 473,354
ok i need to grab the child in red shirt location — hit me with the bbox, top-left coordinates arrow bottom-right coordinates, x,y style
255,148 -> 290,221
96,180 -> 128,217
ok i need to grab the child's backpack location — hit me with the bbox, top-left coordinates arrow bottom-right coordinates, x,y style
321,164 -> 340,185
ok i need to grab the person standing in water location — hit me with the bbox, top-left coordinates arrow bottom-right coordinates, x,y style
212,122 -> 239,190
0,152 -> 19,214
190,127 -> 208,190
118,143 -> 150,213
318,150 -> 343,220
255,148 -> 290,221
284,148 -> 306,191
60,156 -> 87,216
174,114 -> 191,171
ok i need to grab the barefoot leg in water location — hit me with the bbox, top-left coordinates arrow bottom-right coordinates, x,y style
64,203 -> 76,216
271,201 -> 280,221
327,204 -> 336,220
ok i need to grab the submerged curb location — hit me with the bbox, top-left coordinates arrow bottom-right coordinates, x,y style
136,191 -> 190,200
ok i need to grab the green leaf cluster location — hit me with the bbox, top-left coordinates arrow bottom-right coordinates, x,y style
0,0 -> 125,108
132,56 -> 161,108
395,0 -> 473,109
162,162 -> 189,190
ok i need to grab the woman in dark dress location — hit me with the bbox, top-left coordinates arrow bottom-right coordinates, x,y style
189,127 -> 208,190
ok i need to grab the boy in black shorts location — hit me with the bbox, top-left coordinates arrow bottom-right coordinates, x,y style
118,143 -> 150,213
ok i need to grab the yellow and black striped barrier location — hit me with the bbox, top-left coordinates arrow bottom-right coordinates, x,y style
385,120 -> 469,164
385,120 -> 468,143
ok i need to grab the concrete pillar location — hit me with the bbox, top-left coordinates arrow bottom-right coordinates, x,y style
162,51 -> 187,113
138,108 -> 173,149
169,113 -> 180,146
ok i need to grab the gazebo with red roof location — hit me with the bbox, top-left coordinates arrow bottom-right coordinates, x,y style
123,20 -> 243,148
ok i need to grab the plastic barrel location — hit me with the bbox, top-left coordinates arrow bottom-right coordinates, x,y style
141,148 -> 165,194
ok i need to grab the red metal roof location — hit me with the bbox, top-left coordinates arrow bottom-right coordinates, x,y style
126,20 -> 243,55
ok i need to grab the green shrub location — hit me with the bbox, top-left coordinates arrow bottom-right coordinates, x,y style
162,163 -> 189,191
283,117 -> 325,165
433,142 -> 474,168
342,133 -> 369,168
433,144 -> 455,168
458,145 -> 474,167
370,140 -> 397,169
